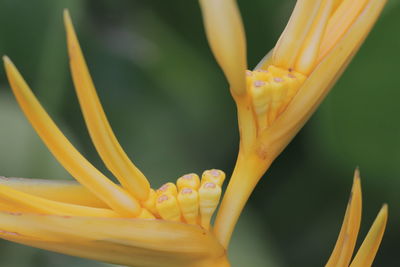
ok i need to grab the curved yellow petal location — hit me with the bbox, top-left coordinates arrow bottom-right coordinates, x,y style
0,212 -> 229,267
3,56 -> 141,217
258,0 -> 386,161
0,176 -> 107,208
63,10 -> 150,201
318,0 -> 369,61
326,169 -> 362,267
332,0 -> 344,12
294,0 -> 334,74
0,183 -> 120,217
199,0 -> 247,96
272,0 -> 322,69
350,204 -> 388,267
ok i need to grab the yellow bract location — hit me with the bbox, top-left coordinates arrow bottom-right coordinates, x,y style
3,56 -> 142,218
0,177 -> 106,208
272,0 -> 324,69
325,170 -> 388,267
64,11 -> 150,201
0,211 -> 228,267
199,0 -> 247,96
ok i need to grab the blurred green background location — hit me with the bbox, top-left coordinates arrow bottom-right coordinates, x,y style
0,0 -> 399,266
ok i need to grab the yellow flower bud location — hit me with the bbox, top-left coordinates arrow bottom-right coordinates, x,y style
177,187 -> 199,224
201,169 -> 226,187
156,194 -> 182,222
156,182 -> 178,197
199,182 -> 222,230
177,173 -> 201,190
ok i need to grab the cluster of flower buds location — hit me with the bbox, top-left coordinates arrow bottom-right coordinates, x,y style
141,169 -> 225,230
246,66 -> 306,131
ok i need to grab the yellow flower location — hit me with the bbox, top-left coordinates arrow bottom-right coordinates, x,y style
1,10 -> 228,267
0,0 -> 388,266
199,0 -> 387,248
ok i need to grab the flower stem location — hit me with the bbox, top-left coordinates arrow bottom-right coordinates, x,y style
214,149 -> 272,248
235,97 -> 257,155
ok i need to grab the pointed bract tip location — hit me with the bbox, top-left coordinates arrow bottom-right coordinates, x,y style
380,204 -> 389,224
355,165 -> 360,172
350,202 -> 388,266
63,9 -> 72,26
2,55 -> 11,64
3,56 -> 16,71
371,204 -> 388,232
381,203 -> 388,214
354,167 -> 361,181
349,169 -> 362,207
63,9 -> 70,18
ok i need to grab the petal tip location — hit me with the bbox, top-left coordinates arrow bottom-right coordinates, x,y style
63,9 -> 73,30
353,167 -> 361,183
381,203 -> 388,215
3,55 -> 12,68
63,9 -> 70,20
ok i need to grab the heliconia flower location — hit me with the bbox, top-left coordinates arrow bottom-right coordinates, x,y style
199,0 -> 387,247
1,10 -> 229,267
0,1 -> 388,267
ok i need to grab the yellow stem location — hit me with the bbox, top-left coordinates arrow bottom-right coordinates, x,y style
214,149 -> 271,248
235,97 -> 257,155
